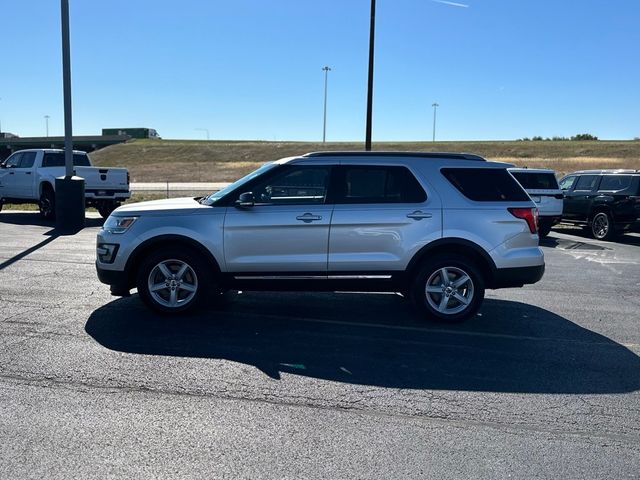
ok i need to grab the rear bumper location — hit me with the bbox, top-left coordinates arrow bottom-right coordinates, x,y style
490,264 -> 545,289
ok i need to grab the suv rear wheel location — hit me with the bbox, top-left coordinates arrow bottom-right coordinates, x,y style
136,247 -> 212,314
411,254 -> 485,323
591,211 -> 616,240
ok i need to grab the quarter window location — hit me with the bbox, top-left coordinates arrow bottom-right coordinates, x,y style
335,166 -> 426,204
441,168 -> 530,202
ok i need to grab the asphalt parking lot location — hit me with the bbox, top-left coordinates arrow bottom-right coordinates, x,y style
1,211 -> 639,479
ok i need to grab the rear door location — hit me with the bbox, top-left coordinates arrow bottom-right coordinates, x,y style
223,164 -> 334,273
563,175 -> 599,220
328,164 -> 441,273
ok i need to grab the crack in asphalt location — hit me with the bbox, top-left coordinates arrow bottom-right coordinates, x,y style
0,372 -> 639,447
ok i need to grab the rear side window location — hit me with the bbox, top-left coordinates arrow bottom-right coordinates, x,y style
335,166 -> 426,204
598,175 -> 632,191
442,168 -> 530,202
574,175 -> 599,191
42,153 -> 91,167
511,171 -> 559,190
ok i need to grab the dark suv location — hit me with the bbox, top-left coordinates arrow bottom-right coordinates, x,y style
558,170 -> 640,240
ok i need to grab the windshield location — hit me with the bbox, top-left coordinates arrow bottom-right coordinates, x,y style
200,162 -> 277,205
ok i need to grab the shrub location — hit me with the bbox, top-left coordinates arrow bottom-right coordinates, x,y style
571,133 -> 598,141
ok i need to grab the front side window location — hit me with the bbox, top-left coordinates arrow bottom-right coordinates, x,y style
559,176 -> 577,190
598,175 -> 632,192
19,152 -> 36,169
574,175 -> 599,191
248,166 -> 330,205
4,153 -> 22,168
335,166 -> 426,204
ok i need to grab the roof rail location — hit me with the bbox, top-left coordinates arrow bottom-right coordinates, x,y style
302,151 -> 486,161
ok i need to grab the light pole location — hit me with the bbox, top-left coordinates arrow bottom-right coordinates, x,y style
45,115 -> 50,137
195,128 -> 210,140
365,0 -> 376,151
322,66 -> 331,143
56,0 -> 85,230
0,97 -> 3,134
432,102 -> 439,142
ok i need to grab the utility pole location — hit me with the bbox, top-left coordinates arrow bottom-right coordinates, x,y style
365,0 -> 376,151
195,128 -> 210,140
432,102 -> 439,142
45,115 -> 50,137
322,66 -> 331,143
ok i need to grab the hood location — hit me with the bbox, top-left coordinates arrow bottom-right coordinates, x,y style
113,197 -> 208,216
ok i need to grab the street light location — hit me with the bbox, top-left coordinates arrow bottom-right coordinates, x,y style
322,66 -> 331,143
195,128 -> 210,140
56,0 -> 85,231
45,115 -> 50,137
432,102 -> 439,142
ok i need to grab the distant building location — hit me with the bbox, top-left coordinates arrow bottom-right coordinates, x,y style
102,128 -> 160,139
0,132 -> 19,139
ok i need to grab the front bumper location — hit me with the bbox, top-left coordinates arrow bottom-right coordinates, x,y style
96,262 -> 130,296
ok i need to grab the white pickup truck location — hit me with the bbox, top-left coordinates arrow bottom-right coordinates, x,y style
0,149 -> 130,219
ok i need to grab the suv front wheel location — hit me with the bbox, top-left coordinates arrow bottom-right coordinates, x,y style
411,254 -> 485,323
136,247 -> 212,314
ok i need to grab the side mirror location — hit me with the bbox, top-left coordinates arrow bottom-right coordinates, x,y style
236,192 -> 255,208
0,163 -> 5,169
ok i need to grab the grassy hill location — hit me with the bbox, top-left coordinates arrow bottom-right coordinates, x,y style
90,139 -> 640,182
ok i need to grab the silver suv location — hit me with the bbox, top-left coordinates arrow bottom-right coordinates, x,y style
96,152 -> 544,322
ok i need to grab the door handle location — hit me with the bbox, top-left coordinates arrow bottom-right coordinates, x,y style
296,213 -> 322,223
406,211 -> 432,220
25,172 -> 32,175
9,172 -> 14,175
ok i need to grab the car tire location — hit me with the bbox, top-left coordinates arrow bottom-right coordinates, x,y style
136,247 -> 213,314
39,188 -> 56,220
590,211 -> 616,241
410,254 -> 485,323
97,201 -> 118,219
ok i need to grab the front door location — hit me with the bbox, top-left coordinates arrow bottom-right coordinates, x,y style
223,165 -> 333,273
562,174 -> 599,221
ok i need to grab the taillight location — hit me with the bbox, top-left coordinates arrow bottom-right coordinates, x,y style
127,172 -> 130,185
508,207 -> 538,234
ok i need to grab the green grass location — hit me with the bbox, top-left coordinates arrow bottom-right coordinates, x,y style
89,139 -> 640,182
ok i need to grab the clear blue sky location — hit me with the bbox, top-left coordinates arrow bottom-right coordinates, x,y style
1,0 -> 639,141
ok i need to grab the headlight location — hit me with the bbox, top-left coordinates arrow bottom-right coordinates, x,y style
103,215 -> 138,234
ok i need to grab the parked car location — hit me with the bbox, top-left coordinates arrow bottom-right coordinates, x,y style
558,170 -> 640,240
0,149 -> 130,219
509,168 -> 563,238
96,151 -> 544,323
